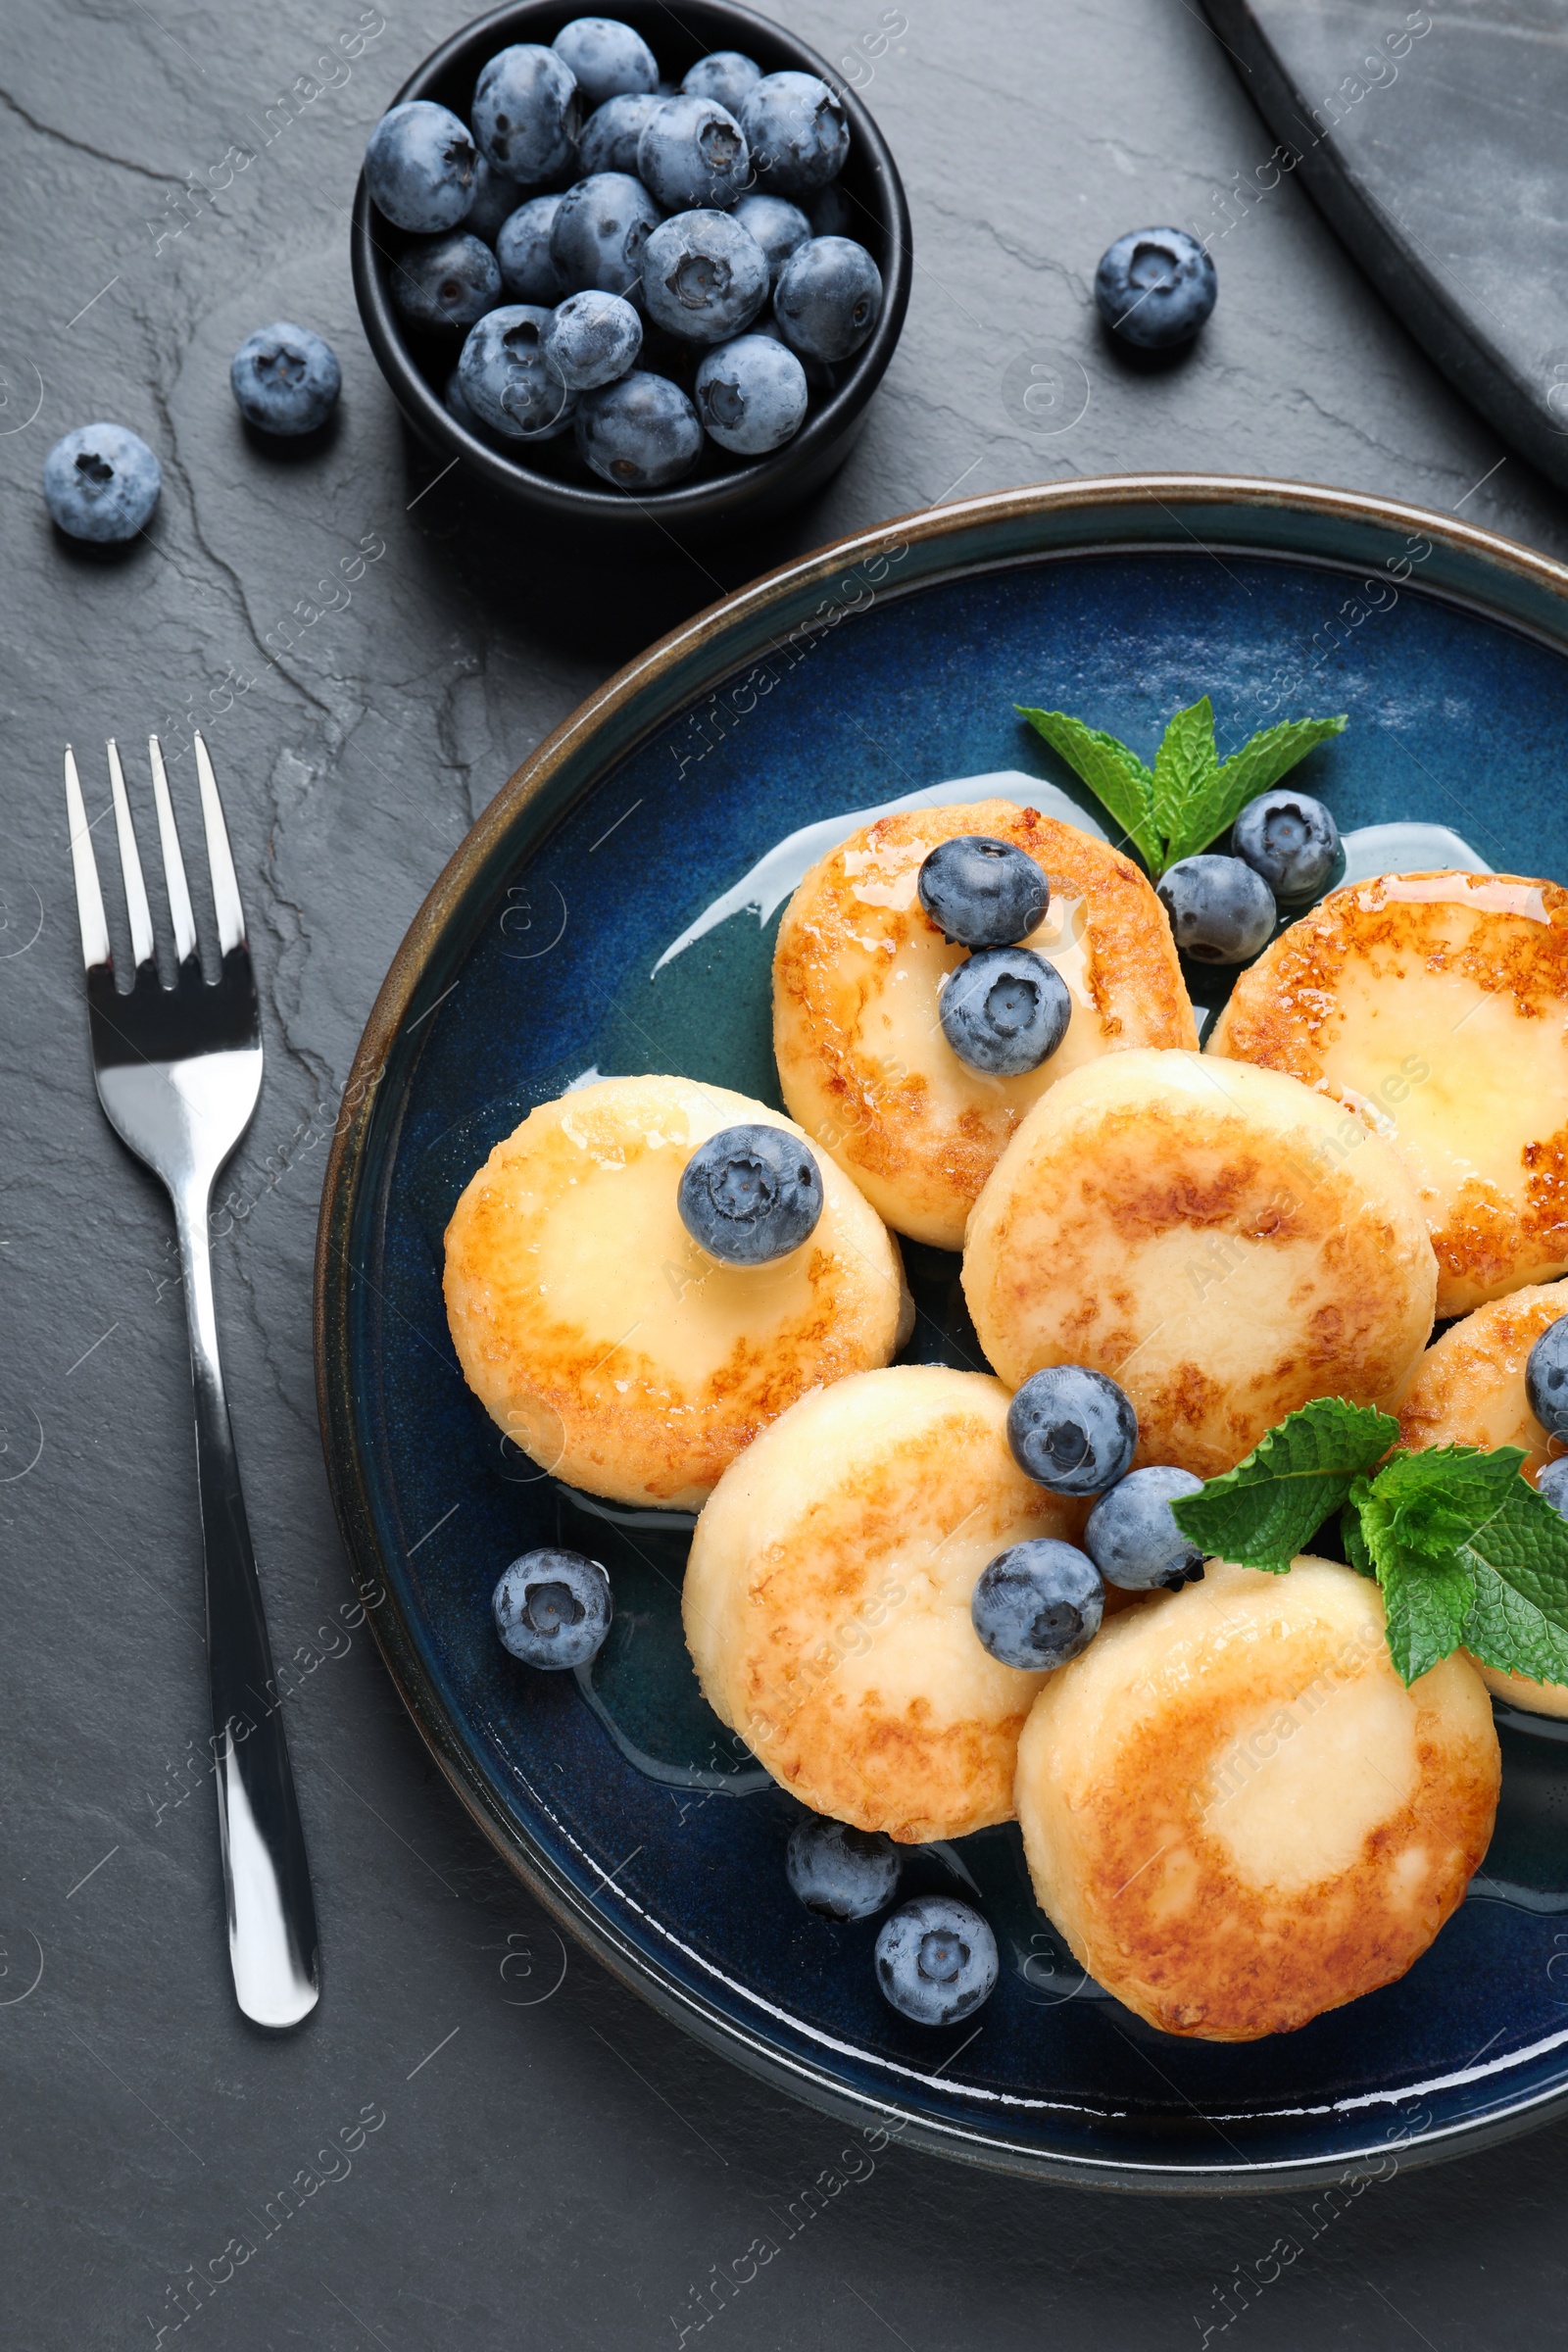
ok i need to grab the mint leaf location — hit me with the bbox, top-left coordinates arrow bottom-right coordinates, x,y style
1342,1495 -> 1375,1577
1015,705 -> 1162,871
1357,1480 -> 1476,1684
1453,1477 -> 1568,1687
1160,713 -> 1348,870
1170,1397 -> 1398,1574
1367,1444 -> 1527,1558
1465,1560 -> 1568,1689
1151,697 -> 1217,853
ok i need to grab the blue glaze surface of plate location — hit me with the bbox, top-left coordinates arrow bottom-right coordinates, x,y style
319,481 -> 1568,2187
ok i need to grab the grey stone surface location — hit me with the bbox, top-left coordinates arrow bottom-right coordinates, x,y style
3,2 -> 1567,2348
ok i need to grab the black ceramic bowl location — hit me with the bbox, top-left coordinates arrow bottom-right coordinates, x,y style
351,1 -> 911,536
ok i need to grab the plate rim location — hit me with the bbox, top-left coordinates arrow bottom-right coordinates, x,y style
314,471 -> 1568,2191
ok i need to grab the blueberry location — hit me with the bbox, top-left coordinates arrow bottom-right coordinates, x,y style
465,153 -> 525,241
1157,854 -> 1276,963
642,209 -> 769,344
550,172 -> 662,301
576,369 -> 702,488
1539,1456 -> 1568,1520
693,332 -> 807,454
546,288 -> 642,389
740,71 -> 850,196
1095,225 -> 1216,350
1527,1316 -> 1568,1440
1231,789 -> 1340,900
874,1896 -> 998,2027
939,947 -> 1070,1077
228,322 -> 341,438
683,51 -> 761,115
552,16 -> 658,108
493,1546 -> 612,1669
458,306 -> 577,440
918,833 -> 1049,949
496,194 -> 565,302
1007,1366 -> 1138,1496
733,191 -> 811,287
773,235 -> 881,363
390,232 -> 502,332
365,101 -> 477,232
637,93 -> 751,212
809,182 -> 857,239
472,44 -> 580,184
577,90 -> 662,176
971,1540 -> 1104,1670
42,422 -> 160,543
1085,1466 -> 1206,1591
444,367 -> 483,431
786,1817 -> 900,1920
677,1123 -> 822,1262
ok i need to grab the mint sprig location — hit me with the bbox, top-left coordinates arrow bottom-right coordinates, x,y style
1015,695 -> 1347,880
1173,1402 -> 1568,1689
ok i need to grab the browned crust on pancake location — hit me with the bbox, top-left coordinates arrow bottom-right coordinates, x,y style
1396,1282 -> 1568,1478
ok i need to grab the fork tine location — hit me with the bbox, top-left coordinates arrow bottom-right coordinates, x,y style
147,734 -> 198,966
64,745 -> 111,971
191,730 -> 246,955
106,739 -> 156,972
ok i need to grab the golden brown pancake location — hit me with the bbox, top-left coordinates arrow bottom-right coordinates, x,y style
1014,1557 -> 1499,2039
443,1074 -> 906,1510
682,1364 -> 1088,1841
1209,870 -> 1568,1316
962,1049 -> 1438,1479
1398,1282 -> 1568,1717
772,799 -> 1197,1250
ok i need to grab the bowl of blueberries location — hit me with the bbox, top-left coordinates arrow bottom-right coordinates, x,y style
351,2 -> 911,534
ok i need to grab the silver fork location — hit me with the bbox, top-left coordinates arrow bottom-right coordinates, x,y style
65,731 -> 318,2030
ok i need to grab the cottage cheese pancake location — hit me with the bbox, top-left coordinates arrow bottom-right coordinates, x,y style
1013,1557 -> 1499,2039
443,1074 -> 906,1510
962,1049 -> 1438,1479
772,800 -> 1197,1250
1209,870 -> 1568,1316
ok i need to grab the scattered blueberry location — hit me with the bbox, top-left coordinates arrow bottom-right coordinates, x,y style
1231,788 -> 1340,900
939,947 -> 1070,1077
693,332 -> 808,454
577,89 -> 662,176
497,194 -> 566,302
465,152 -> 524,241
971,1540 -> 1104,1671
390,232 -> 502,332
1539,1456 -> 1568,1520
493,1547 -> 612,1669
42,422 -> 161,543
809,182 -> 856,239
740,70 -> 850,195
642,209 -> 769,343
1095,225 -> 1216,350
875,1896 -> 998,2027
546,287 -> 642,389
472,43 -> 580,184
677,1123 -> 823,1262
773,234 -> 882,362
229,322 -> 341,436
786,1817 -> 900,1920
577,369 -> 703,487
365,100 -> 478,231
637,93 -> 750,212
1528,1316 -> 1568,1440
1157,854 -> 1276,963
733,191 -> 811,286
1007,1366 -> 1138,1497
550,171 -> 662,300
552,16 -> 658,108
918,834 -> 1049,949
458,306 -> 577,439
682,50 -> 761,114
1085,1466 -> 1207,1591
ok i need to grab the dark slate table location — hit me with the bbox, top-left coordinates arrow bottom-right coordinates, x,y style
5,3 -> 1568,2346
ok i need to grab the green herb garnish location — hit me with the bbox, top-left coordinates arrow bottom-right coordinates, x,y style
1015,696 -> 1347,879
1171,1399 -> 1568,1688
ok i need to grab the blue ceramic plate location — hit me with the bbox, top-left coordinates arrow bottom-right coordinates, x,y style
316,476 -> 1568,2189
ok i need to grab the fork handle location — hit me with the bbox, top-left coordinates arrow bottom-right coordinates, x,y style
175,1187 -> 320,2029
